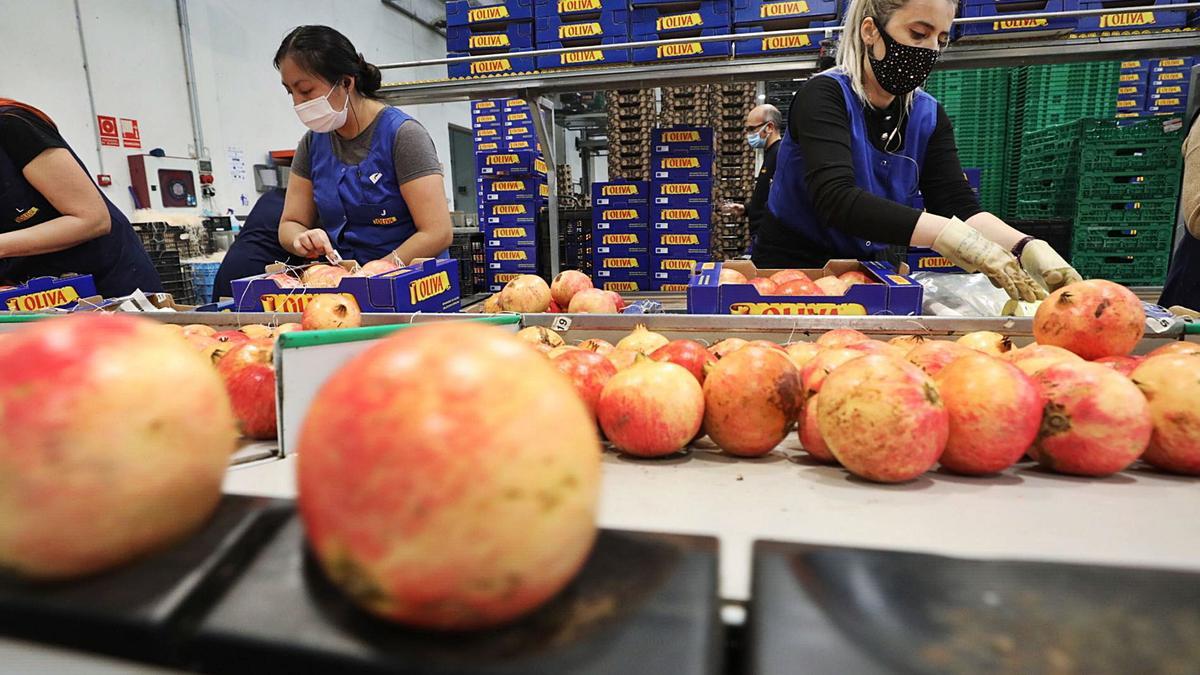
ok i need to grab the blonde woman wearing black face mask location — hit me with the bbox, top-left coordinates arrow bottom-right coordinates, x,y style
757,0 -> 1081,301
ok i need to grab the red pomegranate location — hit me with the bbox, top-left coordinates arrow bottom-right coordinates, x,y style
499,275 -> 552,313
776,278 -> 823,296
749,277 -> 779,295
217,338 -> 278,440
606,291 -> 627,312
769,269 -> 809,286
297,323 -> 601,630
813,275 -> 849,296
1005,344 -> 1083,376
816,328 -> 870,349
598,361 -> 704,457
1130,354 -> 1200,475
301,294 -> 363,330
745,339 -> 786,352
578,338 -> 614,355
703,346 -> 802,457
1033,280 -> 1145,360
956,331 -> 1014,357
935,354 -> 1044,475
553,349 -> 617,418
798,395 -> 836,463
568,288 -> 618,314
784,341 -> 821,371
651,339 -> 717,384
606,348 -> 641,371
708,337 -> 748,359
718,267 -> 749,285
838,270 -> 873,286
1093,355 -> 1142,377
799,347 -> 863,399
888,335 -> 929,352
1032,361 -> 1152,477
845,340 -> 906,360
905,340 -> 975,378
551,270 -> 593,309
1147,341 -> 1200,358
818,354 -> 948,483
516,326 -> 564,354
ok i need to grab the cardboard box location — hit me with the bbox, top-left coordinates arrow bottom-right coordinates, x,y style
594,205 -> 650,231
650,127 -> 715,155
653,229 -> 712,257
484,223 -> 538,248
1116,96 -> 1146,110
1076,0 -> 1191,32
733,21 -> 838,55
958,0 -> 1078,39
486,270 -> 524,292
632,1 -> 731,35
502,138 -> 542,152
632,28 -> 733,62
481,200 -> 539,226
536,7 -> 629,42
1152,56 -> 1195,71
652,257 -> 703,282
448,53 -> 536,79
593,253 -> 650,279
535,0 -> 627,20
476,150 -> 546,176
502,123 -> 538,139
503,98 -> 531,112
474,140 -> 502,153
536,39 -> 631,69
687,260 -> 924,315
596,276 -> 651,292
654,205 -> 713,231
1148,94 -> 1185,108
1119,69 -> 1151,84
447,21 -> 535,53
651,153 -> 715,181
591,180 -> 650,206
652,179 -> 713,206
595,229 -> 651,255
1117,82 -> 1149,96
1151,83 -> 1188,97
230,260 -> 461,314
472,99 -> 503,113
733,0 -> 840,25
473,127 -> 503,144
651,280 -> 692,292
471,111 -> 505,128
486,246 -> 539,271
0,274 -> 98,312
447,0 -> 535,27
1151,70 -> 1189,86
481,177 -> 545,203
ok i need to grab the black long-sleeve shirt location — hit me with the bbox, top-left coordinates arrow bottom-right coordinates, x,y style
788,76 -> 982,245
746,138 -> 780,240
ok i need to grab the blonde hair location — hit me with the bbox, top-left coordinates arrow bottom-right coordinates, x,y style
835,0 -> 956,110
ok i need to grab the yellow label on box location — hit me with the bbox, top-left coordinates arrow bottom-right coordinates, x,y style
762,1 -> 809,18
657,42 -> 703,58
660,234 -> 701,245
602,258 -> 642,269
559,0 -> 601,11
762,35 -> 812,50
260,292 -> 354,313
658,12 -> 702,31
560,22 -> 602,39
494,250 -> 530,261
659,259 -> 697,271
470,58 -> 513,75
1099,12 -> 1156,28
659,183 -> 701,194
409,271 -> 451,305
561,49 -> 605,65
728,302 -> 868,316
660,208 -> 699,220
5,286 -> 80,311
603,281 -> 640,291
469,6 -> 509,23
491,227 -> 527,237
470,35 -> 510,50
994,18 -> 1047,29
602,233 -> 641,245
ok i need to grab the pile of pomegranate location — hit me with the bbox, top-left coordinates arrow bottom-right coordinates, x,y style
262,260 -> 403,289
717,267 -> 878,296
481,272 -> 627,314
528,280 -> 1200,482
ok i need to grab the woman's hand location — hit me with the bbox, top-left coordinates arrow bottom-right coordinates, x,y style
1019,240 -> 1082,292
291,228 -> 333,258
932,218 -> 1046,302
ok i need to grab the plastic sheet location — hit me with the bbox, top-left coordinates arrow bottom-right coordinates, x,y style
912,272 -> 1015,317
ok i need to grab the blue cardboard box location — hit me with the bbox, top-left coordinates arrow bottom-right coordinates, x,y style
906,247 -> 965,273
231,260 -> 460,313
0,274 -> 98,311
597,276 -> 651,292
632,1 -> 731,35
502,137 -> 542,152
594,205 -> 650,231
1118,68 -> 1151,85
594,252 -> 651,279
592,180 -> 650,206
535,0 -> 627,19
447,21 -> 535,53
687,260 -> 923,315
486,270 -> 524,292
595,229 -> 651,256
472,99 -> 504,113
503,98 -> 532,112
651,153 -> 715,181
1152,56 -> 1195,71
1076,0 -> 1191,32
448,0 -> 535,27
1116,95 -> 1147,111
474,127 -> 503,144
484,223 -> 538,248
651,127 -> 715,155
653,230 -> 712,257
733,0 -> 840,25
471,111 -> 505,128
1119,59 -> 1151,71
652,179 -> 713,206
504,123 -> 538,139
448,53 -> 537,79
1147,93 -> 1186,109
652,257 -> 704,280
1151,82 -> 1188,97
1151,70 -> 1190,87
1116,82 -> 1149,97
486,246 -> 539,271
481,199 -> 539,226
480,176 -> 547,204
632,28 -> 733,62
477,150 -> 546,176
654,205 -> 713,230
536,7 -> 629,42
537,39 -> 631,69
733,21 -> 838,55
958,0 -> 1078,39
474,140 -> 502,152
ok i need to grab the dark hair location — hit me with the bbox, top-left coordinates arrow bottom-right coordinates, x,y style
274,25 -> 382,99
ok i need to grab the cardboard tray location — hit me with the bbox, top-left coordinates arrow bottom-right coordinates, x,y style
687,260 -> 924,315
0,496 -> 292,665
748,540 -> 1200,675
187,516 -> 722,675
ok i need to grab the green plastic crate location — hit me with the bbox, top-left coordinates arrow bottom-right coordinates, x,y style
1080,144 -> 1183,173
1077,168 -> 1183,201
1073,251 -> 1171,285
1074,198 -> 1179,226
1081,117 -> 1187,144
1071,224 -> 1176,255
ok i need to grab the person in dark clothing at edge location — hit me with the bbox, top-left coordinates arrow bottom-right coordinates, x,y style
211,188 -> 300,302
0,99 -> 161,297
1158,106 -> 1199,314
722,104 -> 783,253
756,0 -> 1083,302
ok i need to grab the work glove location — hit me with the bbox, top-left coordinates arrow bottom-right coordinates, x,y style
1020,239 -> 1083,293
931,218 -> 1046,302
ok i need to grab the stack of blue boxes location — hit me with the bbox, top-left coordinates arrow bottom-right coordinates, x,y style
447,0 -> 536,78
956,0 -> 1079,41
591,180 -> 651,292
473,98 -> 548,292
731,0 -> 841,56
535,0 -> 631,70
649,127 -> 714,291
1075,0 -> 1196,34
1116,58 -> 1193,118
630,0 -> 732,64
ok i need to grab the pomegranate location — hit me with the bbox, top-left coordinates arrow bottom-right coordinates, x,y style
708,337 -> 748,359
568,288 -> 618,314
888,335 -> 929,351
816,328 -> 870,349
297,322 -> 600,630
499,275 -> 552,313
547,345 -> 580,359
578,338 -> 614,355
784,341 -> 821,371
606,291 -> 627,312
275,322 -> 303,336
357,259 -> 401,277
776,278 -> 823,296
769,269 -> 809,286
606,348 -> 641,371
798,395 -> 836,463
217,338 -> 278,440
616,324 -> 669,355
1006,344 -> 1083,376
1093,355 -> 1142,377
749,277 -> 779,295
239,324 -> 273,339
846,340 -> 906,360
598,361 -> 704,457
703,346 -> 802,457
551,270 -> 593,308
956,331 -> 1014,356
553,349 -> 617,418
0,315 -> 236,579
303,264 -> 350,287
813,275 -> 849,296
1033,280 -> 1145,360
651,339 -> 717,384
265,272 -> 302,288
213,330 -> 251,344
548,300 -> 562,313
185,334 -> 218,352
516,326 -> 564,353
183,324 -> 217,338
1130,354 -> 1200,475
745,339 -> 786,352
905,340 -> 975,378
800,347 -> 863,399
838,270 -> 873,286
718,267 -> 749,285
200,341 -> 236,365
482,293 -> 503,313
935,355 -> 1044,475
301,294 -> 363,330
1147,341 -> 1200,358
818,355 -> 949,483
1032,361 -> 1152,477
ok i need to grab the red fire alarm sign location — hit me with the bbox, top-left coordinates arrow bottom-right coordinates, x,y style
97,115 -> 118,147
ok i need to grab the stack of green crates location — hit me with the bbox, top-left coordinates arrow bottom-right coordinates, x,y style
1015,120 -> 1087,221
923,67 -> 1011,216
1071,118 -> 1184,286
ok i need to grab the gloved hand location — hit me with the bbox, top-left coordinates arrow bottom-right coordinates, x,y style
931,218 -> 1046,302
1020,239 -> 1083,292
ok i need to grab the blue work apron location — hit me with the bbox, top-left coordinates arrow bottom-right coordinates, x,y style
310,106 -> 428,263
0,109 -> 161,296
755,70 -> 938,267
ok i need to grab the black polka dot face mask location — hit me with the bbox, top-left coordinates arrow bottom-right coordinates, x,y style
867,21 -> 942,96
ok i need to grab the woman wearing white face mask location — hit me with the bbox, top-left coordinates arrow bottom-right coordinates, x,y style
757,0 -> 1081,301
275,26 -> 452,266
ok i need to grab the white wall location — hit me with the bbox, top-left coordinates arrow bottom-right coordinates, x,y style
0,0 -> 466,216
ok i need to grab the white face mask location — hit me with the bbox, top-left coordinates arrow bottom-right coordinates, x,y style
294,83 -> 349,133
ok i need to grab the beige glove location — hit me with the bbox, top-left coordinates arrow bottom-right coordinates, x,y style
1020,239 -> 1083,292
931,218 -> 1046,302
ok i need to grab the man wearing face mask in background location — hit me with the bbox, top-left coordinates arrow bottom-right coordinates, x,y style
755,0 -> 1080,302
720,104 -> 783,254
274,26 -> 452,266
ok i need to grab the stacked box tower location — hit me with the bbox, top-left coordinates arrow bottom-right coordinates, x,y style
649,127 -> 715,291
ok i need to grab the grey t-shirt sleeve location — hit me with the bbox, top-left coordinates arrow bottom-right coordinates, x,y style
290,131 -> 314,180
393,119 -> 442,185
